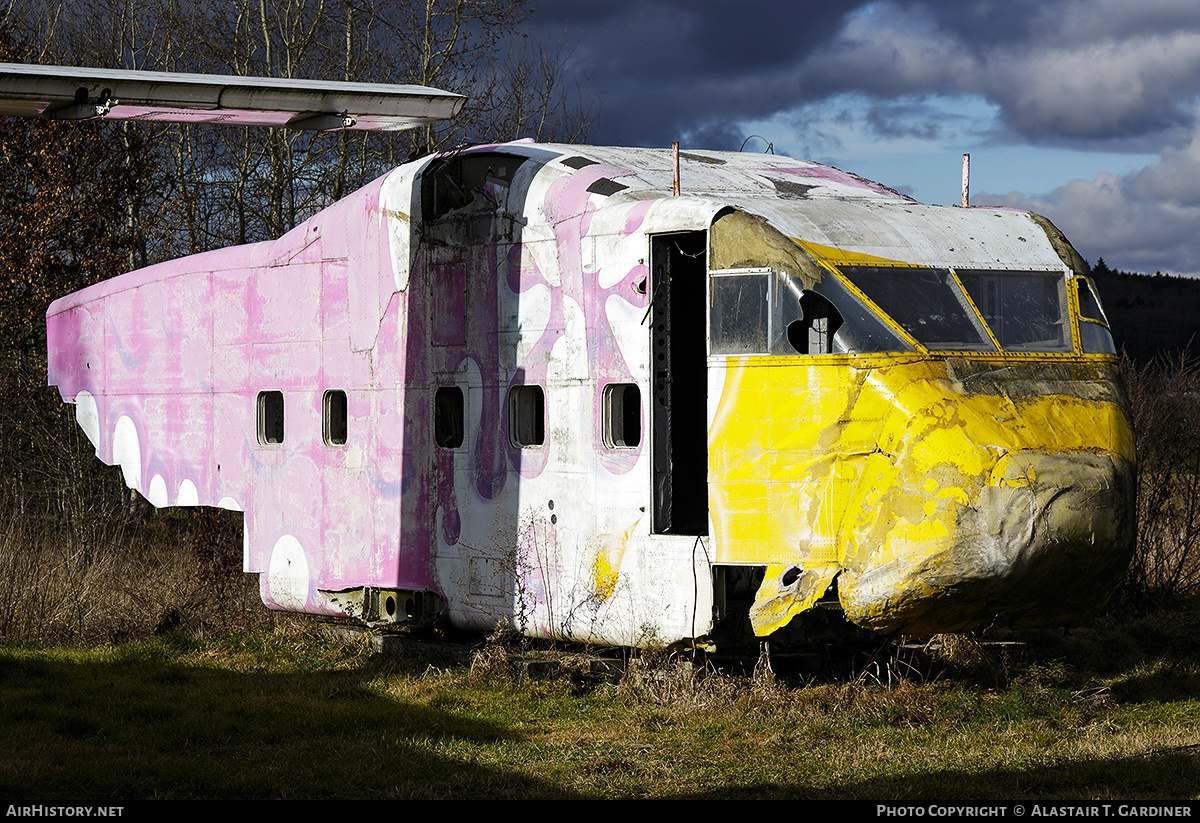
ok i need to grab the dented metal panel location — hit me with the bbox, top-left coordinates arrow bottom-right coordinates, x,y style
46,140 -> 1135,649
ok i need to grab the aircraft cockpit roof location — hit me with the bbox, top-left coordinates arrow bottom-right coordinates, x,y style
455,142 -> 1077,274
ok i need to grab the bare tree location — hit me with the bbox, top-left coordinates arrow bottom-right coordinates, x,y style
7,0 -> 597,256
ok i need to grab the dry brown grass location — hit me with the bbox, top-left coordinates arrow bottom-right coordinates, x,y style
1120,351 -> 1200,605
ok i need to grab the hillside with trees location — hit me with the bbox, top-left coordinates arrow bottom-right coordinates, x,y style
1089,257 -> 1200,365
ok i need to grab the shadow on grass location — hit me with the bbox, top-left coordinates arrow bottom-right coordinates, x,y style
0,647 -> 582,800
663,747 -> 1200,800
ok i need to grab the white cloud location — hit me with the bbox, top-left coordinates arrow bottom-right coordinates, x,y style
796,1 -> 1200,140
1128,126 -> 1200,206
976,130 -> 1200,275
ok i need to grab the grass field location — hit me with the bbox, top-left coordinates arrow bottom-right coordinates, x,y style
2,611 -> 1199,801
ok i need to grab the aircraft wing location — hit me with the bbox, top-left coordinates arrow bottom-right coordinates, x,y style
0,63 -> 464,131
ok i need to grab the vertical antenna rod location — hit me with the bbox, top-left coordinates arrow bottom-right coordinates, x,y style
673,141 -> 680,196
961,153 -> 970,207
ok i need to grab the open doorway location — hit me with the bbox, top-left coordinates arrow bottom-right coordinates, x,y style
650,232 -> 708,535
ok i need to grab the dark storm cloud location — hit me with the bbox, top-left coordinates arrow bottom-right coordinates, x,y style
525,1 -> 1200,273
528,0 -> 868,147
530,0 -> 1200,147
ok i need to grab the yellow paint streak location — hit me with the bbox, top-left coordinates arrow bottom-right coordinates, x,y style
791,239 -> 913,267
591,523 -> 635,603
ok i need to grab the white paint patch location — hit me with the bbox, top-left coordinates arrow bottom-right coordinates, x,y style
177,479 -> 199,507
112,415 -> 142,492
515,281 -> 552,347
217,496 -> 243,511
74,391 -> 100,453
268,534 -> 310,611
556,295 -> 588,372
148,474 -> 168,508
381,168 -> 415,291
707,366 -> 730,429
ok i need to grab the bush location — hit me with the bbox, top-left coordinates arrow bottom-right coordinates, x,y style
1120,350 -> 1200,605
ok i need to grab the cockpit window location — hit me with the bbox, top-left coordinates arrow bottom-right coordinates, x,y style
1075,276 -> 1109,324
1074,276 -> 1116,354
956,269 -> 1071,352
708,267 -> 910,355
710,269 -> 770,354
423,152 -> 527,220
841,266 -> 995,351
708,261 -> 1111,357
806,273 -> 911,353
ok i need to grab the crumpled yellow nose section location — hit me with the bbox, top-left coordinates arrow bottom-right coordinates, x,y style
709,355 -> 1135,637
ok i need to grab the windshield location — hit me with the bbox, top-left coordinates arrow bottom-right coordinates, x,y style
708,263 -> 1084,356
840,266 -> 995,351
956,269 -> 1071,352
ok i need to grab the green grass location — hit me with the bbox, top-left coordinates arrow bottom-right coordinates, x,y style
2,616 -> 1199,800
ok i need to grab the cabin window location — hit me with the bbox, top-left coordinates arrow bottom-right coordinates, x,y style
841,266 -> 995,351
435,387 -> 465,448
508,385 -> 545,447
257,391 -> 284,445
323,390 -> 347,446
955,270 -> 1071,352
603,384 -> 641,448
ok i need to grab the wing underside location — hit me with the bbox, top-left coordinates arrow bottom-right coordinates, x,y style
0,63 -> 464,131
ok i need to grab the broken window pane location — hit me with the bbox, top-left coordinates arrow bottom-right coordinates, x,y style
257,391 -> 284,445
769,272 -> 808,354
956,270 -> 1071,352
509,385 -> 545,447
603,383 -> 641,448
785,291 -> 845,354
808,274 -> 913,354
435,387 -> 464,448
324,390 -> 347,446
841,266 -> 995,351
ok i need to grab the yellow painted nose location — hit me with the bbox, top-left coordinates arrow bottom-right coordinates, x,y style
837,450 -> 1136,636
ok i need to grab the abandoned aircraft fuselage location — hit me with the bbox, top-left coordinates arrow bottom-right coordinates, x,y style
46,142 -> 1134,647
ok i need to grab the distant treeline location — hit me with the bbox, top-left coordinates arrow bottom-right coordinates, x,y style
1089,258 -> 1200,365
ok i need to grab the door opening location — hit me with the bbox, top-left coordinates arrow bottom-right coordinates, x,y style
650,232 -> 708,535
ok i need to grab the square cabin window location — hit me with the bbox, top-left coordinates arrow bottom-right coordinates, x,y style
508,385 -> 545,447
435,386 -> 464,448
257,391 -> 284,445
603,383 -> 641,448
324,390 -> 347,446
